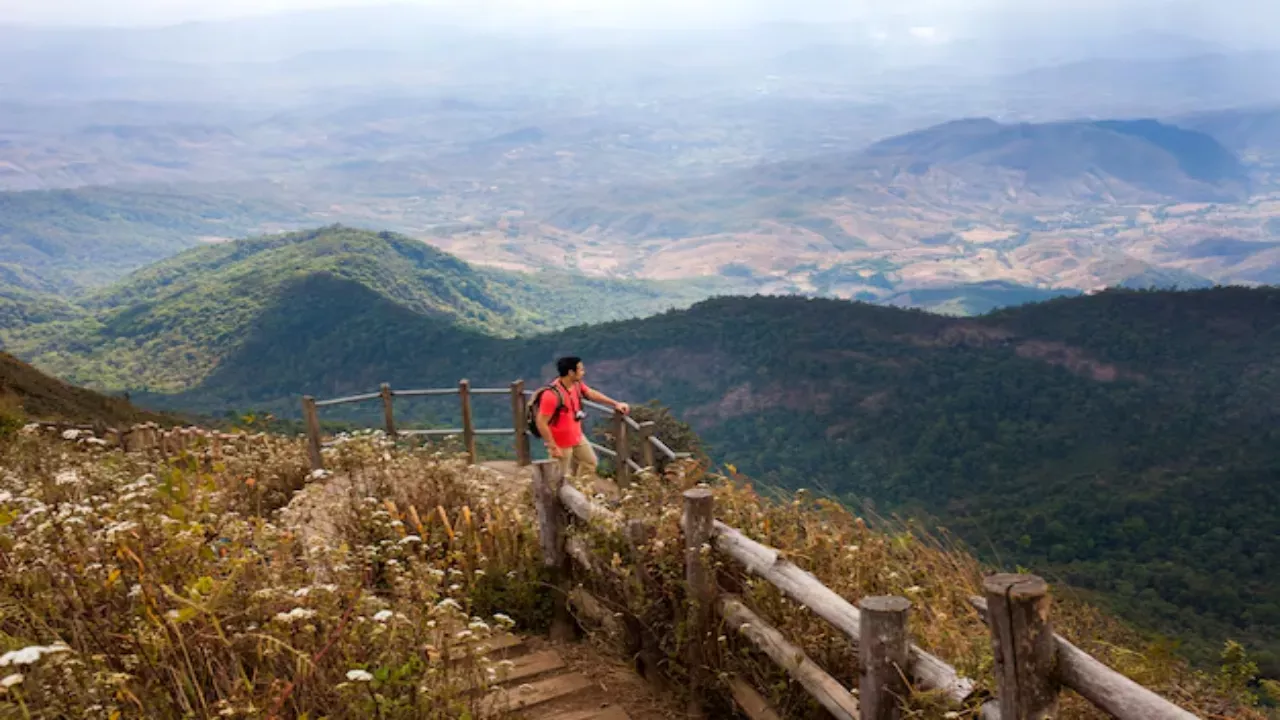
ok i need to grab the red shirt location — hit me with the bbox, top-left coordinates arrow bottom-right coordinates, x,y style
538,380 -> 589,448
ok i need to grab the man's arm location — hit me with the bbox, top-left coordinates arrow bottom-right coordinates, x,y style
584,386 -> 629,414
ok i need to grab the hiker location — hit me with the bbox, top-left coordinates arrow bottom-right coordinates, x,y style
534,356 -> 629,479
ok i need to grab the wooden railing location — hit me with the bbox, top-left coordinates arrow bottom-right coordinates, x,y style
528,459 -> 1203,720
301,380 -> 690,474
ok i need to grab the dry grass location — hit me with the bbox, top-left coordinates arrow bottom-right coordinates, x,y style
0,431 -> 1269,719
564,462 -> 1271,719
0,428 -> 547,718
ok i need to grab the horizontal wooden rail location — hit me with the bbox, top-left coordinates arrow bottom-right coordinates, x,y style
558,479 -> 623,528
713,521 -> 974,704
720,594 -> 859,720
314,391 -> 382,407
468,388 -> 511,396
648,435 -> 679,461
968,597 -> 1200,720
393,388 -> 460,397
399,428 -> 465,436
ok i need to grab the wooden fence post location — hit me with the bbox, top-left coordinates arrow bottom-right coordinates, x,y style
626,518 -> 665,688
614,409 -> 631,487
302,396 -> 323,471
638,421 -> 657,470
380,383 -> 396,437
984,574 -> 1059,720
859,596 -> 912,720
458,379 -> 476,464
531,460 -> 575,642
511,380 -> 530,466
683,487 -> 716,718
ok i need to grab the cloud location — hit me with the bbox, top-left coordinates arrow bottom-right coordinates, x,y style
908,26 -> 938,40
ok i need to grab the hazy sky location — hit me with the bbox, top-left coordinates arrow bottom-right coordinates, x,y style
0,0 -> 1272,45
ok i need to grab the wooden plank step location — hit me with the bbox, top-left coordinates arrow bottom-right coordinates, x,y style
464,649 -> 567,691
480,672 -> 595,717
431,633 -> 526,663
495,650 -> 566,685
533,704 -> 630,720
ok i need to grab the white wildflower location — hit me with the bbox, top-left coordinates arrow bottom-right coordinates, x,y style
434,598 -> 462,612
274,608 -> 317,623
309,469 -> 331,480
398,535 -> 422,545
346,669 -> 374,682
905,586 -> 923,594
62,429 -> 80,440
0,491 -> 10,503
455,630 -> 474,641
492,613 -> 515,627
373,610 -> 393,623
0,643 -> 70,667
468,620 -> 490,633
293,588 -> 311,598
54,470 -> 81,486
0,673 -> 22,689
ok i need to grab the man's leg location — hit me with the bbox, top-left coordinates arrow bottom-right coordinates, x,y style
571,438 -> 598,479
558,445 -> 574,477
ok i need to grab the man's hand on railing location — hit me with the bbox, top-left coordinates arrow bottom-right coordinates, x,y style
616,402 -> 630,415
547,443 -> 565,459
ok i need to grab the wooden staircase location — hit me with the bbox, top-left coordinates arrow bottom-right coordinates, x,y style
477,633 -> 635,720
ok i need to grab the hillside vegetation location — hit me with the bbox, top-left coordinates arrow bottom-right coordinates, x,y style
0,429 -> 1268,718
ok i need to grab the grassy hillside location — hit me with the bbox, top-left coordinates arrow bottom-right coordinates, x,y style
0,226 -> 731,392
116,285 -> 1280,677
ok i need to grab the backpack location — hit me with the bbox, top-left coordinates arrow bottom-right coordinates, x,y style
525,383 -> 568,438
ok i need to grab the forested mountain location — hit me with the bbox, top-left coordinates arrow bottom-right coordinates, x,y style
0,226 -> 738,392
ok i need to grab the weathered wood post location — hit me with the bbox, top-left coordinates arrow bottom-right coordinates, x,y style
625,518 -> 666,689
859,596 -> 912,720
510,380 -> 530,466
682,487 -> 716,718
614,409 -> 631,487
301,396 -> 323,471
531,460 -> 575,642
380,383 -> 396,437
983,574 -> 1059,720
638,421 -> 657,471
458,379 -> 476,464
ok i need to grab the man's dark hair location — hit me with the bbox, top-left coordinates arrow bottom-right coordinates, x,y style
556,356 -> 582,377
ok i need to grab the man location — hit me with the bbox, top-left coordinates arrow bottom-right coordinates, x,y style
535,356 -> 629,479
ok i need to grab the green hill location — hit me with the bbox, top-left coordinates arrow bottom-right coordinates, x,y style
0,225 -> 734,392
